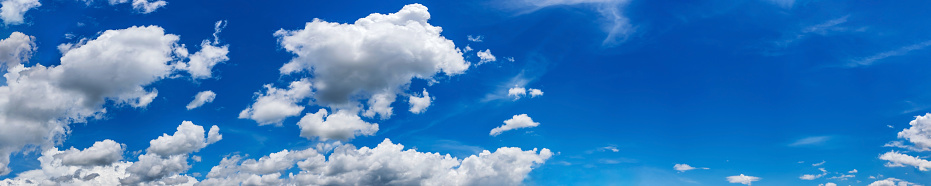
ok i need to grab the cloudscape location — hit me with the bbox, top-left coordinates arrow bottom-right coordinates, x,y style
1,0 -> 931,185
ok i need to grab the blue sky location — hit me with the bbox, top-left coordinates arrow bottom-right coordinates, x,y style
1,0 -> 931,185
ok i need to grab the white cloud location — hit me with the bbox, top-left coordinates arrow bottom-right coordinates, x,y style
726,174 -> 760,185
0,0 -> 40,25
477,49 -> 496,65
490,114 -> 540,136
272,3 -> 469,121
57,139 -> 124,166
812,160 -> 826,166
800,168 -> 827,180
673,164 -> 708,172
103,0 -> 166,14
467,35 -> 483,42
529,88 -> 543,98
174,21 -> 229,79
868,178 -> 919,186
895,113 -> 931,151
408,89 -> 433,114
146,121 -> 222,156
514,0 -> 633,46
0,121 -> 220,185
0,25 -> 225,176
0,32 -> 36,68
505,57 -> 515,62
819,183 -> 837,186
848,169 -> 858,173
601,145 -> 619,152
508,86 -> 543,100
239,79 -> 313,125
201,138 -> 552,186
850,40 -> 931,67
186,90 -> 217,110
789,136 -> 830,147
879,151 -> 931,171
297,108 -> 379,141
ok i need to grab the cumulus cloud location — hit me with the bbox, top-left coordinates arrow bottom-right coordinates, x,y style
186,90 -> 217,110
0,32 -> 36,68
880,151 -> 931,171
174,20 -> 230,79
490,114 -> 540,136
56,139 -> 124,166
895,113 -> 931,151
146,121 -> 222,156
0,0 -> 40,25
673,164 -> 708,172
0,25 -> 227,175
0,121 -> 220,185
239,79 -> 313,125
408,89 -> 433,114
476,49 -> 496,65
868,178 -> 919,186
297,108 -> 379,141
201,138 -> 552,186
272,3 -> 469,120
726,174 -> 760,185
508,86 -> 543,100
800,168 -> 828,180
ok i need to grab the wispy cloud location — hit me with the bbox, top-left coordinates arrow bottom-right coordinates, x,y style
849,40 -> 931,67
510,0 -> 634,46
789,136 -> 831,147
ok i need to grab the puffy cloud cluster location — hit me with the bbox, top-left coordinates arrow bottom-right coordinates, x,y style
239,79 -> 313,125
799,168 -> 827,180
270,3 -> 468,116
508,86 -> 543,100
186,90 -> 217,110
490,114 -> 540,136
673,164 -> 707,173
0,32 -> 35,68
0,0 -> 40,25
0,121 -> 221,185
726,174 -> 760,185
881,113 -> 931,171
476,49 -> 496,65
0,25 -> 228,175
297,108 -> 379,141
867,178 -> 919,186
408,89 -> 433,114
201,139 -> 552,186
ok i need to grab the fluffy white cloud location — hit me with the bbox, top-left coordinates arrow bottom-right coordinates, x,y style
272,3 -> 469,120
297,108 -> 379,141
726,174 -> 760,185
490,114 -> 540,136
0,0 -> 40,25
408,89 -> 433,114
0,25 -> 227,175
174,21 -> 229,79
880,151 -> 931,171
104,0 -> 167,14
0,121 -> 220,185
476,49 -> 496,65
201,139 -> 552,186
896,113 -> 931,151
239,79 -> 313,125
57,139 -> 124,166
186,90 -> 216,110
868,178 -> 919,186
146,121 -> 222,156
508,86 -> 543,100
800,168 -> 827,180
673,164 -> 707,172
0,32 -> 35,68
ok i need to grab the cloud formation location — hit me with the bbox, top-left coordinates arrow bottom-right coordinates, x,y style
490,114 -> 540,136
186,90 -> 217,110
0,25 -> 227,175
201,139 -> 552,186
239,79 -> 313,125
408,89 -> 433,114
673,164 -> 708,172
297,108 -> 379,141
0,32 -> 36,68
726,174 -> 760,185
0,0 -> 40,25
